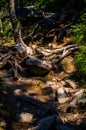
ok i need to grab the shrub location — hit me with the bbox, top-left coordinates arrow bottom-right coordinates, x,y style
72,9 -> 86,44
74,45 -> 86,79
72,9 -> 86,80
0,18 -> 13,38
72,23 -> 86,44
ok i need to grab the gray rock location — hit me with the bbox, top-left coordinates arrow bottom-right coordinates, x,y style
26,58 -> 52,76
57,87 -> 69,103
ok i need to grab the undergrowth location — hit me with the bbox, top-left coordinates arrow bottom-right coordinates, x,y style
72,9 -> 86,81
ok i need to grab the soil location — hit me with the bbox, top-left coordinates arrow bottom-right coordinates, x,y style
0,43 -> 86,130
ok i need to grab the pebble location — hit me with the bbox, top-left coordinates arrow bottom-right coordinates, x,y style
18,112 -> 33,122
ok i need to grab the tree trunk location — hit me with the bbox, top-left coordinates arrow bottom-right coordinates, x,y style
8,0 -> 33,55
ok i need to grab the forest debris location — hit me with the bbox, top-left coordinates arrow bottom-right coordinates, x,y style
65,79 -> 77,89
66,97 -> 78,113
77,99 -> 86,110
72,89 -> 84,97
77,118 -> 86,125
66,89 -> 84,113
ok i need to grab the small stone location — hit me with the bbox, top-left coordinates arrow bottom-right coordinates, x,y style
18,112 -> 33,122
57,87 -> 69,103
14,89 -> 21,95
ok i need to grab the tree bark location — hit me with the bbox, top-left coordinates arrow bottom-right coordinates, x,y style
8,0 -> 34,55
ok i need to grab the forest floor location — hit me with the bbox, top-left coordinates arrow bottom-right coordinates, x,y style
0,36 -> 86,130
0,6 -> 86,130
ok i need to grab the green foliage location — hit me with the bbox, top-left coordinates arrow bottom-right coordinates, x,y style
72,10 -> 86,44
0,7 -> 13,40
75,45 -> 86,79
72,9 -> 86,80
0,19 -> 13,38
72,23 -> 86,44
0,0 -> 7,7
0,103 -> 3,108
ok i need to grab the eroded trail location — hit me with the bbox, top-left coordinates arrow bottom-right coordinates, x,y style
0,40 -> 86,130
0,6 -> 86,130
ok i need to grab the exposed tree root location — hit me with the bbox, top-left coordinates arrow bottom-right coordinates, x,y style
0,43 -> 78,80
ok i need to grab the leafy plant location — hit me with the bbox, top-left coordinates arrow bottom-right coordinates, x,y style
72,9 -> 86,80
74,45 -> 86,79
72,9 -> 86,44
0,18 -> 13,38
72,23 -> 86,44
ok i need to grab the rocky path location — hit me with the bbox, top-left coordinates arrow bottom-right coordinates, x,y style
0,6 -> 86,130
0,45 -> 86,130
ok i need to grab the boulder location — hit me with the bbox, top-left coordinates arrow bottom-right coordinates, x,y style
26,58 -> 52,76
